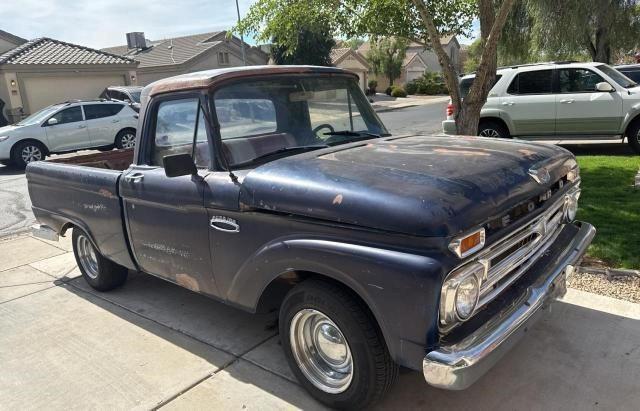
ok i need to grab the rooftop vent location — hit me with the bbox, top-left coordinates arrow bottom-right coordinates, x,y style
126,32 -> 147,50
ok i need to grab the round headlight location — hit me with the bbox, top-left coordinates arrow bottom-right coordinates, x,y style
563,191 -> 580,223
455,275 -> 480,320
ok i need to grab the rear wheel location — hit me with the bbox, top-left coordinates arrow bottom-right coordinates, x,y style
72,228 -> 128,291
115,129 -> 136,149
11,140 -> 47,168
279,279 -> 398,409
478,120 -> 510,139
626,121 -> 640,154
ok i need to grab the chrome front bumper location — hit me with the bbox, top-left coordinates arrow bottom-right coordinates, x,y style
423,221 -> 596,390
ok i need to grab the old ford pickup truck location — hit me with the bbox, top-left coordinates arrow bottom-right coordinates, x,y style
27,66 -> 595,409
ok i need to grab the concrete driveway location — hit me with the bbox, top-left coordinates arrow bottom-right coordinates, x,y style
1,233 -> 639,410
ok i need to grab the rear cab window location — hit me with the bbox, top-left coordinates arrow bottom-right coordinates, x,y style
507,70 -> 553,94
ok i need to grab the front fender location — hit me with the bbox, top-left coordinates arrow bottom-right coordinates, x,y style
227,237 -> 444,369
620,102 -> 640,134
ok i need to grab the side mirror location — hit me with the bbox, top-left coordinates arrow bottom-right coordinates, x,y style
47,118 -> 58,126
163,153 -> 197,178
596,82 -> 614,92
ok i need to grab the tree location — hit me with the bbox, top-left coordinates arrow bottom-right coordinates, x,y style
501,0 -> 640,64
367,37 -> 408,86
344,38 -> 365,50
235,0 -> 516,135
271,26 -> 336,66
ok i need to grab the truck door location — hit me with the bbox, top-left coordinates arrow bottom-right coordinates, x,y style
119,95 -> 219,297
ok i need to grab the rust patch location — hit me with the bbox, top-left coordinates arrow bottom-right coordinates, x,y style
518,149 -> 538,157
433,148 -> 490,156
176,273 -> 200,292
333,194 -> 344,205
98,188 -> 115,198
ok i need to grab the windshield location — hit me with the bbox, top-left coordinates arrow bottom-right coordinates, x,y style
213,76 -> 389,167
598,64 -> 638,88
16,104 -> 64,126
129,91 -> 141,103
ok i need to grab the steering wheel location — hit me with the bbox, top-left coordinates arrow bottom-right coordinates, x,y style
312,123 -> 335,139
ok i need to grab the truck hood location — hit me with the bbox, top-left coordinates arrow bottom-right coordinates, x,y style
239,135 -> 576,237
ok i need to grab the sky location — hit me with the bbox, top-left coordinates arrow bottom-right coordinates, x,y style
0,0 -> 477,50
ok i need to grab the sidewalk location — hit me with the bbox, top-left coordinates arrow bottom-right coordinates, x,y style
371,94 -> 449,113
1,233 -> 639,409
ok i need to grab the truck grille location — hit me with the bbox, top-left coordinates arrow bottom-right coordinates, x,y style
475,195 -> 565,311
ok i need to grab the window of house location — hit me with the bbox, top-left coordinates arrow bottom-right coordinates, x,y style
48,106 -> 83,125
152,98 -> 209,167
507,70 -> 553,94
218,52 -> 230,65
83,104 -> 124,120
558,68 -> 605,93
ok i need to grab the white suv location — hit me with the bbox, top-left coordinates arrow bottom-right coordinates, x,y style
0,100 -> 138,168
442,62 -> 640,153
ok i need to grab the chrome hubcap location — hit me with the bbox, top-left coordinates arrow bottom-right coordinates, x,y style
289,309 -> 353,393
121,133 -> 136,149
21,146 -> 42,163
479,128 -> 500,138
76,234 -> 99,279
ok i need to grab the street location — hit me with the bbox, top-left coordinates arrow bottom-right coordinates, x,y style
378,101 -> 448,135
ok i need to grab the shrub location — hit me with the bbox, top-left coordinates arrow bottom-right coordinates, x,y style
409,72 -> 448,95
385,86 -> 393,95
405,80 -> 418,95
390,87 -> 407,97
368,79 -> 378,93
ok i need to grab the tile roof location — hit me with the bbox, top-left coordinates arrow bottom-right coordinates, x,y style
102,31 -> 229,68
0,29 -> 27,46
330,47 -> 352,64
0,37 -> 136,65
402,52 -> 427,68
358,36 -> 457,55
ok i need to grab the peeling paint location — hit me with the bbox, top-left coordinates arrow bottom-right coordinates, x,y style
98,188 -> 115,198
82,203 -> 107,212
333,194 -> 343,205
141,242 -> 191,258
176,273 -> 200,292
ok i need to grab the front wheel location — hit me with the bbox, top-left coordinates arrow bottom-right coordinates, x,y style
626,121 -> 640,154
279,279 -> 398,409
115,129 -> 136,149
11,140 -> 47,168
72,228 -> 128,291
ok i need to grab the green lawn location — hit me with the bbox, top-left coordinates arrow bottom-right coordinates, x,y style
576,155 -> 640,269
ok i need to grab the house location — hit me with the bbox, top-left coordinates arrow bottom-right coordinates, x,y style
0,30 -> 26,54
0,36 -> 138,123
357,36 -> 461,89
330,48 -> 370,91
102,31 -> 269,86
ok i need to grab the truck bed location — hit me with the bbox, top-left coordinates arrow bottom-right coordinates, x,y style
26,149 -> 137,270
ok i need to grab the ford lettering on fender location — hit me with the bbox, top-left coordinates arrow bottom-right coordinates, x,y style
26,66 -> 595,409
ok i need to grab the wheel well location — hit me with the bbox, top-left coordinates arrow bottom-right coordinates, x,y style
478,117 -> 509,133
10,139 -> 49,156
116,127 -> 136,138
624,115 -> 640,137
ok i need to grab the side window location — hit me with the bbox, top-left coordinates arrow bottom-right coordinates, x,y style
620,69 -> 640,83
507,70 -> 553,95
459,75 -> 502,99
559,68 -> 604,93
83,104 -> 124,120
49,106 -> 83,125
215,99 -> 277,139
152,98 -> 210,167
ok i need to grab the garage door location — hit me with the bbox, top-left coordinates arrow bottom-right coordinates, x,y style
21,74 -> 126,114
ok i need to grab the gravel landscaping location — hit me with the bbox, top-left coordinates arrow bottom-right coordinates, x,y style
569,269 -> 640,304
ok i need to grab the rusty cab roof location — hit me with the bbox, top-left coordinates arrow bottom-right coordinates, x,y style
143,65 -> 357,99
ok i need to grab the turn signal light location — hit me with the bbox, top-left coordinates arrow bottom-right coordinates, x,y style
446,102 -> 455,117
449,228 -> 486,258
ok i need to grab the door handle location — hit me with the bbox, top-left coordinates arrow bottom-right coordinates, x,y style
560,99 -> 575,104
501,101 -> 515,106
77,125 -> 87,129
112,119 -> 120,123
124,172 -> 144,183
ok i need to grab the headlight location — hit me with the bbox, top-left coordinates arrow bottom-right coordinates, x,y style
0,135 -> 9,142
567,165 -> 580,183
440,262 -> 484,325
563,188 -> 581,223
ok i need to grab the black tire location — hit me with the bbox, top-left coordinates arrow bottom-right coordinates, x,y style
279,279 -> 398,409
72,228 -> 128,291
478,120 -> 510,138
115,128 -> 136,150
10,140 -> 47,168
626,121 -> 640,154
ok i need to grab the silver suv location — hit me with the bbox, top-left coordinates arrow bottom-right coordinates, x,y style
443,62 -> 640,153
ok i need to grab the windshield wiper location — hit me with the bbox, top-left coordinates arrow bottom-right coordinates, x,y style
232,144 -> 329,167
323,130 -> 389,145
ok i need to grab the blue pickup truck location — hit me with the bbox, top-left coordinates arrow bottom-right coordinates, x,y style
27,66 -> 595,409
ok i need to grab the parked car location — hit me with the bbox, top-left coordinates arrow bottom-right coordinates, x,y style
28,66 -> 595,409
443,61 -> 640,153
0,100 -> 137,168
99,86 -> 143,112
615,63 -> 640,84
